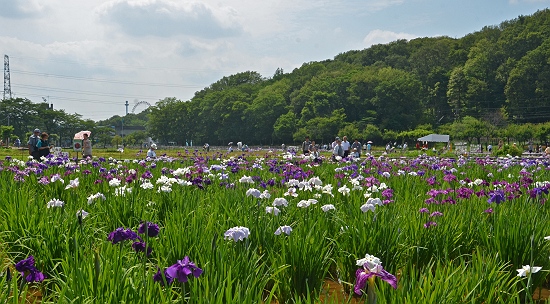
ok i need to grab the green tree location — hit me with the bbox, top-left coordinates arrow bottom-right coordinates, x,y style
273,111 -> 297,143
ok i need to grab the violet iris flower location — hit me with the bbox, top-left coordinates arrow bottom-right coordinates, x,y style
132,241 -> 153,256
487,190 -> 506,204
15,256 -> 46,283
354,265 -> 397,295
107,228 -> 140,244
138,222 -> 160,237
165,256 -> 203,283
153,267 -> 173,285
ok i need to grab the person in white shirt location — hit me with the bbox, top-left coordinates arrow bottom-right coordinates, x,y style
147,143 -> 157,158
341,136 -> 351,157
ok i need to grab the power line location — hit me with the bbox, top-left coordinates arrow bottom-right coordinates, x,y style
15,84 -> 163,99
11,69 -> 204,88
8,55 -> 268,75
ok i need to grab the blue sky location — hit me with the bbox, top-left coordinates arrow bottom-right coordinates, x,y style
0,0 -> 549,121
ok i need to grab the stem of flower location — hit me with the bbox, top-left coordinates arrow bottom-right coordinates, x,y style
367,276 -> 377,304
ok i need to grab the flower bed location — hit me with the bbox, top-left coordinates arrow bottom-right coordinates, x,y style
0,151 -> 549,303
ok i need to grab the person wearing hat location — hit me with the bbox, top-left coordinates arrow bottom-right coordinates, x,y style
147,143 -> 157,158
82,133 -> 93,159
27,128 -> 41,160
332,136 -> 340,149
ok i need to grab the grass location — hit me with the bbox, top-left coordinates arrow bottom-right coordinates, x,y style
0,149 -> 549,303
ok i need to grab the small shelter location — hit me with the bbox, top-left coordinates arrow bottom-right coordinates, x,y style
417,134 -> 449,142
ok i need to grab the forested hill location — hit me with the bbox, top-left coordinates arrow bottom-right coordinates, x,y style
147,9 -> 550,146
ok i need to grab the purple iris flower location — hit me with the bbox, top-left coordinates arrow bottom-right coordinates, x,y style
165,256 -> 203,283
529,187 -> 549,198
487,190 -> 506,204
132,241 -> 153,256
107,228 -> 140,244
354,265 -> 397,295
424,221 -> 437,228
138,222 -> 160,237
153,267 -> 173,285
15,256 -> 46,283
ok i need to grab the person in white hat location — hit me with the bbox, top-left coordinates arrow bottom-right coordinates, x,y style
147,143 -> 157,158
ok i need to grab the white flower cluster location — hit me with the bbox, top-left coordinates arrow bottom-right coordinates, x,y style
297,199 -> 317,208
274,225 -> 292,236
47,198 -> 64,208
265,206 -> 280,216
272,197 -> 289,207
65,178 -> 79,190
114,186 -> 132,196
224,226 -> 250,242
356,253 -> 382,273
360,197 -> 383,213
321,204 -> 336,212
172,167 -> 191,176
239,175 -> 254,183
87,192 -> 106,205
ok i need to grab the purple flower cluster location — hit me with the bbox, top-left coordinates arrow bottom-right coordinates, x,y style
138,222 -> 160,237
107,227 -> 140,244
354,265 -> 397,295
154,256 -> 203,285
15,256 -> 46,283
487,189 -> 506,204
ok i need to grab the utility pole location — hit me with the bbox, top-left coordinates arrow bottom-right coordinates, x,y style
3,55 -> 12,100
122,101 -> 128,147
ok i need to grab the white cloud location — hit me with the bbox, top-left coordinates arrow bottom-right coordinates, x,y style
0,0 -> 47,18
363,29 -> 418,47
96,0 -> 243,38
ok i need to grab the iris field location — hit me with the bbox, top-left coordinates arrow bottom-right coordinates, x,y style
1,150 -> 550,303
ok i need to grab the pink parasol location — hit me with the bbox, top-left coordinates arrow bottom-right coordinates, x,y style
74,130 -> 91,140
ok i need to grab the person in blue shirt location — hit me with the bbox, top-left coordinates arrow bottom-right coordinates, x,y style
36,132 -> 52,158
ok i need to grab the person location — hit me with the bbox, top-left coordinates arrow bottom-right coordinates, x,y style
302,136 -> 311,155
332,137 -> 340,149
27,128 -> 41,160
82,133 -> 92,158
487,144 -> 492,153
545,146 -> 550,157
147,143 -> 157,158
416,142 -> 420,150
332,139 -> 344,161
36,132 -> 52,159
528,142 -> 533,153
15,138 -> 20,148
351,139 -> 362,156
341,136 -> 351,157
367,142 -> 372,154
310,142 -> 321,163
308,140 -> 316,155
403,142 -> 408,151
281,143 -> 286,152
203,143 -> 210,152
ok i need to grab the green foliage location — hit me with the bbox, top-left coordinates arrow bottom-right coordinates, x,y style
494,143 -> 523,156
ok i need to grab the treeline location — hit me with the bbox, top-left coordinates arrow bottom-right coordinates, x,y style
146,9 -> 550,146
0,97 -> 150,147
